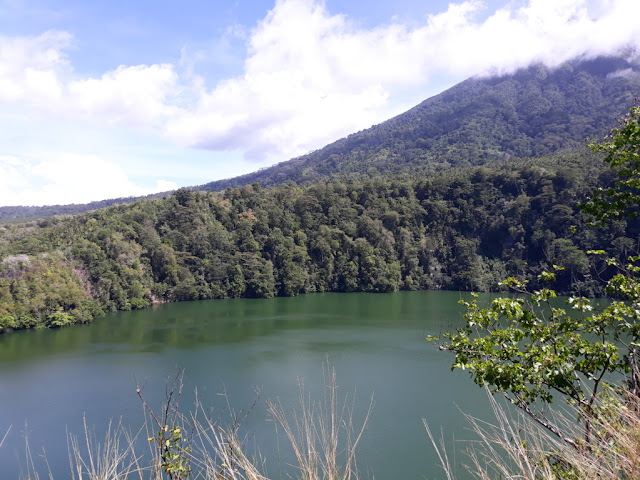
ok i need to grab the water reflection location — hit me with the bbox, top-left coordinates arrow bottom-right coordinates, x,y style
0,290 -> 494,479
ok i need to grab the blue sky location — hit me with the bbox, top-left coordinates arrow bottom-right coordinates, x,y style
0,0 -> 638,206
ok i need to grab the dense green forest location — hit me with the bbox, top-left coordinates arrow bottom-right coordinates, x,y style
1,55 -> 639,333
1,149 -> 638,332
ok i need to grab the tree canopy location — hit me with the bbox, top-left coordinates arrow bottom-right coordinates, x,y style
2,150 -> 637,333
431,103 -> 640,457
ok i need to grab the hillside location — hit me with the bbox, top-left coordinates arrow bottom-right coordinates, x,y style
198,55 -> 640,190
2,54 -> 639,222
2,149 -> 638,332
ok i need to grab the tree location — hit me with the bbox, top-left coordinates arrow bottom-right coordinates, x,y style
430,103 -> 640,452
582,101 -> 640,222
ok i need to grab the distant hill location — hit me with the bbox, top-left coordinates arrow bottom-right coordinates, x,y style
2,54 -> 639,222
0,192 -> 170,223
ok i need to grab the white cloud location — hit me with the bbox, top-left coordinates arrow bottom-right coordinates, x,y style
165,0 -> 640,163
0,154 -> 177,206
68,64 -> 180,127
0,31 -> 182,128
3,0 -> 640,162
1,0 -> 640,207
0,30 -> 70,103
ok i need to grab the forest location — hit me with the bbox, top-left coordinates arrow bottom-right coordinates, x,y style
1,147 -> 638,333
1,54 -> 639,333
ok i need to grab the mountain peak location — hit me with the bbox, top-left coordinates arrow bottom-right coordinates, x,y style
197,54 -> 640,192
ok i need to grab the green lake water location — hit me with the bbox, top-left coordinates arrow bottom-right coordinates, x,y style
0,291 -> 502,479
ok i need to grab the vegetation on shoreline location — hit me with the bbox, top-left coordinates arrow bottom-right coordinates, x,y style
1,150 -> 638,333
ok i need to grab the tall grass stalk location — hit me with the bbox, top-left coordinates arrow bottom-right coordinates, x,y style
19,425 -> 54,480
185,367 -> 372,480
189,405 -> 268,480
1,425 -> 10,449
67,417 -> 145,480
426,388 -> 640,479
266,367 -> 373,480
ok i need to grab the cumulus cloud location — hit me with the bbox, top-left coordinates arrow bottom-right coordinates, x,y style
165,0 -> 640,163
0,31 -> 181,127
68,64 -> 180,127
432,0 -> 640,76
0,30 -> 69,104
0,154 -> 177,206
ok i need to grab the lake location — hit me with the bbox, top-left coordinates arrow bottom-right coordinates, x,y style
0,291 -> 501,479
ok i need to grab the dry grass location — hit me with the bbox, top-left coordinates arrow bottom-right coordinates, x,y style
67,417 -> 147,480
265,368 -> 373,480
188,404 -> 269,480
21,367 -> 372,480
186,366 -> 373,480
59,382 -> 640,480
16,425 -> 54,480
29,372 -> 640,479
426,388 -> 640,479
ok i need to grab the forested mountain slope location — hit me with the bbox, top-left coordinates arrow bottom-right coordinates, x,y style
198,55 -> 640,190
1,150 -> 637,332
2,55 -> 638,222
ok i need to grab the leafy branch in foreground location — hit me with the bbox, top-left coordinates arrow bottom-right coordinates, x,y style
430,103 -> 640,457
430,268 -> 637,449
137,370 -> 192,480
582,99 -> 640,223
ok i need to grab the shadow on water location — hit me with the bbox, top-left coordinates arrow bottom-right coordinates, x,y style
0,291 -> 472,362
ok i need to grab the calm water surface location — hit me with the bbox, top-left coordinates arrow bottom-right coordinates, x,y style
0,291 -> 500,479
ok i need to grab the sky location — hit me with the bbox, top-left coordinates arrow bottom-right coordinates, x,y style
0,0 -> 639,206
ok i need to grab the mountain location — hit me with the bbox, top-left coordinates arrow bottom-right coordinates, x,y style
198,55 -> 640,190
1,54 -> 639,222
